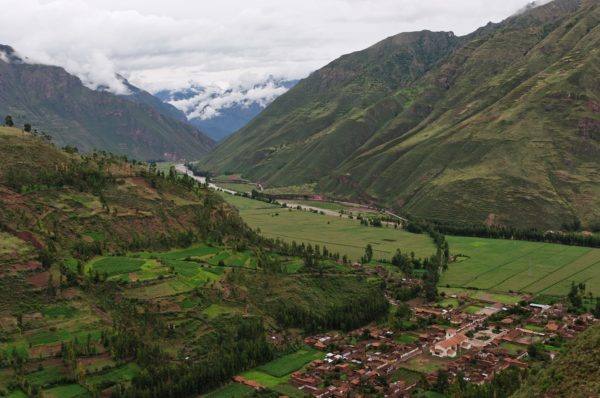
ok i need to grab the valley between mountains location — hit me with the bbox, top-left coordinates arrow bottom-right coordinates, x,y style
0,0 -> 599,397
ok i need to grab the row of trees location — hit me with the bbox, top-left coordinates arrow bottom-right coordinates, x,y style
415,219 -> 600,248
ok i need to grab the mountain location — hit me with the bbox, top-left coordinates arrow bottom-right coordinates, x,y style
157,78 -> 298,141
198,0 -> 600,230
0,45 -> 214,161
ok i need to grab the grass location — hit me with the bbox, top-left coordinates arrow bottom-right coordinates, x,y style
239,370 -> 288,388
257,347 -> 323,377
204,383 -> 254,398
464,305 -> 483,314
221,193 -> 434,261
203,304 -> 239,319
438,298 -> 460,308
41,304 -> 79,319
401,354 -> 450,374
392,367 -> 422,384
85,363 -> 139,388
6,391 -> 28,398
441,237 -> 600,296
525,323 -> 545,333
500,342 -> 527,355
87,257 -> 144,276
156,244 -> 220,260
396,333 -> 419,344
25,366 -> 66,388
43,384 -> 90,398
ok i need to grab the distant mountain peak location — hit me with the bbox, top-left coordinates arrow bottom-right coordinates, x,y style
0,44 -> 24,64
156,77 -> 298,141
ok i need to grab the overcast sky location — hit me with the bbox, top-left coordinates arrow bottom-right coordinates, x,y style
0,0 -> 545,94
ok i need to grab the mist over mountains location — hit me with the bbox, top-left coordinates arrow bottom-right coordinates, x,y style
156,78 -> 298,141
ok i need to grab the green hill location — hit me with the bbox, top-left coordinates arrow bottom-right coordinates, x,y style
512,322 -> 600,397
0,45 -> 214,161
0,126 -> 388,397
199,0 -> 600,230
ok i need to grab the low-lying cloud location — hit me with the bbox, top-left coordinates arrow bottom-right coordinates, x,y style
0,0 -> 544,94
166,79 -> 292,120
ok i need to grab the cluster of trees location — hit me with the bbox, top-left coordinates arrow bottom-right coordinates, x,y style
5,159 -> 113,194
259,237 -> 345,267
434,366 -> 529,397
272,290 -> 389,333
567,282 -> 600,317
112,316 -> 273,398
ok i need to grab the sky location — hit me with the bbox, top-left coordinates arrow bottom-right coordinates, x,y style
0,0 -> 546,95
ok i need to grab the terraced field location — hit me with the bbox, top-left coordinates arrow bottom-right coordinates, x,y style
441,237 -> 600,296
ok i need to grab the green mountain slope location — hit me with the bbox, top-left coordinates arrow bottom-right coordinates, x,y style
512,322 -> 600,397
0,45 -> 214,161
200,0 -> 600,229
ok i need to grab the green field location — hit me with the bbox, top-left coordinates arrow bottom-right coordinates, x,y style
257,347 -> 323,377
43,383 -> 90,398
221,194 -> 435,260
85,363 -> 139,388
441,237 -> 600,296
222,195 -> 600,296
204,383 -> 253,398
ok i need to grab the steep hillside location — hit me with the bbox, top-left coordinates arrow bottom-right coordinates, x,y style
512,322 -> 600,397
0,126 -> 240,257
0,46 -> 214,161
200,0 -> 600,229
0,125 -> 388,397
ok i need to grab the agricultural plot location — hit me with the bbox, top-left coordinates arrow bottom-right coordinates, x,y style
257,347 -> 323,377
204,383 -> 253,398
441,237 -> 600,296
221,194 -> 435,260
84,363 -> 140,389
42,384 -> 90,398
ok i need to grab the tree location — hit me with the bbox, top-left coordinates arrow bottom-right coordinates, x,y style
434,369 -> 450,393
4,115 -> 14,127
363,244 -> 373,264
23,123 -> 32,132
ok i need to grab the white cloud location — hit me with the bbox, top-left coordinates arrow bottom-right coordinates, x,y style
0,0 -> 543,94
167,79 -> 291,120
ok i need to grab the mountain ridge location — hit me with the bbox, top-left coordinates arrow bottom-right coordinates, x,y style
0,45 -> 214,161
198,0 -> 600,229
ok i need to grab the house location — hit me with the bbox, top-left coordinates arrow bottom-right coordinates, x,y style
431,329 -> 471,358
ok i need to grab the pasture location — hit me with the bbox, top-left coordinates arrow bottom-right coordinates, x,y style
441,237 -> 600,296
257,347 -> 323,377
220,194 -> 435,260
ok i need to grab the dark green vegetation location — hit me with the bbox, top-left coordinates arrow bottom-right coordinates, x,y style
200,0 -> 600,230
0,126 -> 390,397
512,323 -> 600,398
0,45 -> 213,160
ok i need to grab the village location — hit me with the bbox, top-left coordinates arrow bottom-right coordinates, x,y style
284,294 -> 597,398
215,252 -> 600,398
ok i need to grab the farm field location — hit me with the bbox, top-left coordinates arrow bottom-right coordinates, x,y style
218,347 -> 323,398
440,237 -> 600,296
222,194 -> 600,297
220,194 -> 435,260
257,346 -> 323,377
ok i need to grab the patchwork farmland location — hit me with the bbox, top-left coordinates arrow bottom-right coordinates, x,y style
221,194 -> 600,297
441,237 -> 600,296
